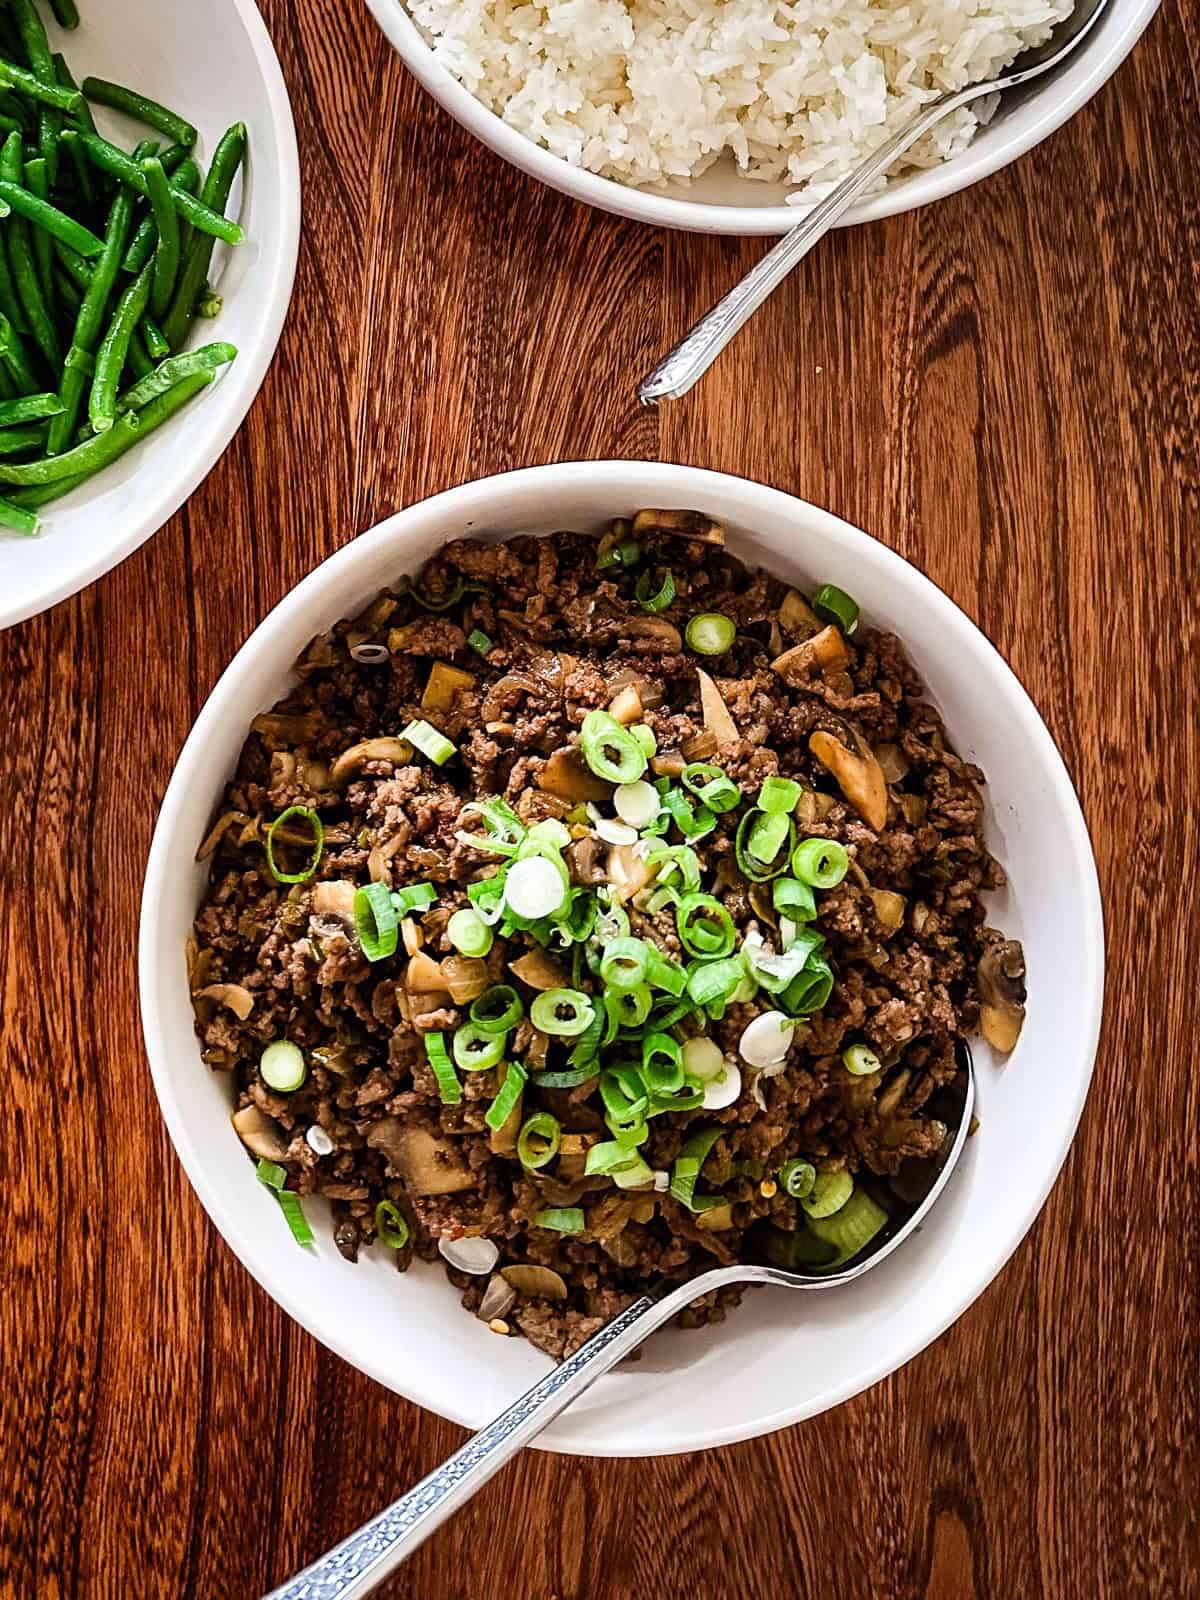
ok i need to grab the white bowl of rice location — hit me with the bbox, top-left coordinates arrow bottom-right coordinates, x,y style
363,0 -> 1157,234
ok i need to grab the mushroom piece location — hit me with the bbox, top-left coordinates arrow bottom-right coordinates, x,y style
250,711 -> 323,745
422,661 -> 477,715
623,616 -> 683,652
771,625 -> 850,684
566,835 -> 606,886
195,983 -> 255,1021
195,809 -> 251,862
696,669 -> 740,749
608,683 -> 643,725
232,1105 -> 288,1163
312,880 -> 357,920
809,730 -> 888,832
696,1203 -> 735,1232
329,736 -> 413,788
874,743 -> 910,784
779,589 -> 821,638
869,889 -> 906,934
536,748 -> 613,805
441,955 -> 490,1004
631,508 -> 725,546
476,1274 -> 518,1323
366,1121 -> 474,1194
509,947 -> 570,991
978,940 -> 1027,1054
405,950 -> 447,993
606,842 -> 655,903
501,1264 -> 569,1300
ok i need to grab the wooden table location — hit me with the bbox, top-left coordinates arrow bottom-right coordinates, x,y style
2,3 -> 1195,1595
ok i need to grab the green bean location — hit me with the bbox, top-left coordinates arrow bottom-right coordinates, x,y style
163,123 -> 245,349
0,361 -> 14,402
0,178 -> 103,255
47,181 -> 136,453
8,470 -> 86,511
52,234 -> 92,288
54,267 -> 82,322
125,327 -> 152,381
8,0 -> 63,181
0,366 -> 214,484
0,391 -> 63,426
0,136 -> 55,369
141,315 -> 168,360
81,78 -> 197,148
53,54 -> 94,135
0,236 -> 27,333
117,341 -> 236,411
0,420 -> 47,454
121,157 -> 199,273
0,59 -> 80,114
89,261 -> 150,431
58,128 -> 96,210
24,157 -> 55,317
0,493 -> 38,535
48,0 -> 81,30
80,133 -> 244,246
139,156 -> 179,321
0,311 -> 40,393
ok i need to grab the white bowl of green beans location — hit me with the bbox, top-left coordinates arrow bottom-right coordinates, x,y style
0,0 -> 299,629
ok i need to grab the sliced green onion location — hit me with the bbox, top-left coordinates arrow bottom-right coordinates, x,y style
467,628 -> 493,658
645,946 -> 688,997
447,907 -> 493,958
781,956 -> 834,1016
424,1031 -> 461,1104
586,1139 -> 642,1175
669,1125 -> 724,1212
391,882 -> 437,915
354,882 -> 399,962
485,1060 -> 527,1129
644,843 -> 703,894
801,1169 -> 854,1219
532,1063 -> 601,1089
402,718 -> 456,765
641,1032 -> 683,1094
685,613 -> 735,655
458,797 -> 525,857
660,787 -> 715,840
811,583 -> 860,634
471,984 -> 524,1035
375,1200 -> 410,1249
773,876 -> 817,923
635,570 -> 676,613
533,1207 -> 585,1233
843,1043 -> 882,1077
676,894 -> 736,959
260,1040 -> 306,1093
804,1187 -> 888,1267
757,775 -> 802,815
596,537 -> 640,571
631,723 -> 657,758
681,761 -> 740,814
735,810 -> 794,882
452,1023 -> 506,1071
529,988 -> 595,1038
791,837 -> 849,889
780,1158 -> 817,1199
265,805 -> 324,884
686,956 -> 745,1010
606,985 -> 653,1032
275,1190 -> 315,1247
517,1111 -> 561,1170
467,875 -> 507,925
611,1157 -> 655,1190
600,1066 -> 648,1130
410,573 -> 465,611
579,710 -> 648,785
255,1159 -> 287,1191
567,1001 -> 606,1066
599,937 -> 651,990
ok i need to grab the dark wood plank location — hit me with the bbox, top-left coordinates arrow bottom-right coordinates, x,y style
0,1 -> 1195,1596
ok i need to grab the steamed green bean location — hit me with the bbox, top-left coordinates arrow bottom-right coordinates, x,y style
81,77 -> 197,148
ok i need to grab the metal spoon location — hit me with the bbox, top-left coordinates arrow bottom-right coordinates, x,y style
637,0 -> 1111,406
263,1044 -> 975,1600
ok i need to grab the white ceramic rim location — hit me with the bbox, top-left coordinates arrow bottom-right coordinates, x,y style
0,0 -> 302,631
363,0 -> 1158,236
140,462 -> 1104,1455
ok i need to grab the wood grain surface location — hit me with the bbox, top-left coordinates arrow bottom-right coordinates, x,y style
1,2 -> 1196,1596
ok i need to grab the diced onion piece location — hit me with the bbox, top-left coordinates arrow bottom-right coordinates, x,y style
595,817 -> 639,846
260,1040 -> 307,1092
681,1036 -> 725,1082
306,1124 -> 334,1156
739,1011 -> 795,1069
702,1063 -> 742,1110
614,780 -> 660,829
652,1169 -> 670,1192
505,856 -> 566,919
438,1235 -> 500,1275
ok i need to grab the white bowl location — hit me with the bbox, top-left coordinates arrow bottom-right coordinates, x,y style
0,0 -> 300,631
140,462 -> 1103,1457
364,0 -> 1157,236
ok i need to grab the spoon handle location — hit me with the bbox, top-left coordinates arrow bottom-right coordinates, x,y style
637,87 -> 970,406
261,1269 -> 734,1600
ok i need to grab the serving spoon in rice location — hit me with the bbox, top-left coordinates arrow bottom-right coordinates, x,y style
637,0 -> 1111,406
263,1044 -> 976,1600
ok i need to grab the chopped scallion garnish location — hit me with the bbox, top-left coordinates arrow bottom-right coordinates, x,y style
447,907 -> 494,958
265,805 -> 324,885
424,1031 -> 462,1104
402,718 -> 456,765
579,710 -> 648,785
811,583 -> 860,634
485,1060 -> 527,1129
791,838 -> 849,889
516,1111 -> 561,1169
533,1207 -> 585,1233
634,570 -> 676,613
529,988 -> 595,1037
260,1040 -> 307,1093
467,628 -> 493,657
375,1200 -> 410,1249
354,882 -> 399,962
685,612 -> 735,656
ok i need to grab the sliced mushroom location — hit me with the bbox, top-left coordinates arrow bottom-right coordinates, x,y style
870,889 -> 906,934
501,1264 -> 568,1300
679,729 -> 718,762
400,917 -> 423,956
607,842 -> 655,903
195,809 -> 251,862
874,743 -> 910,784
623,616 -> 683,652
232,1105 -> 288,1163
696,669 -> 739,749
509,947 -> 570,991
771,625 -> 850,684
566,836 -> 606,886
651,748 -> 687,779
329,736 -> 413,788
195,983 -> 254,1021
312,880 -> 357,920
536,748 -> 612,805
422,661 -> 476,715
779,589 -> 821,638
696,1203 -> 735,1232
899,794 -> 928,826
250,711 -> 323,745
631,508 -> 725,546
441,955 -> 490,1004
608,683 -> 643,725
809,730 -> 887,831
978,940 -> 1027,1054
476,1274 -> 518,1323
367,1121 -> 474,1194
875,1068 -> 912,1122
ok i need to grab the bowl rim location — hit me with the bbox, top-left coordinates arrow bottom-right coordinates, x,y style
363,0 -> 1158,237
139,461 -> 1105,1455
0,0 -> 302,632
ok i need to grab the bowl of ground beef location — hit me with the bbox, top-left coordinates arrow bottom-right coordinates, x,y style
140,462 -> 1103,1456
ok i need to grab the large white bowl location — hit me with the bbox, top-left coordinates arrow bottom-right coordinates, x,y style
140,462 -> 1103,1457
0,0 -> 300,630
364,0 -> 1157,236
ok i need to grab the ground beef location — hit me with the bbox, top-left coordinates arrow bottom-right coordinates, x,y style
190,522 -> 1021,1359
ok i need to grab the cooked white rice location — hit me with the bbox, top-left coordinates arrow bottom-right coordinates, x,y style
403,0 -> 1073,201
